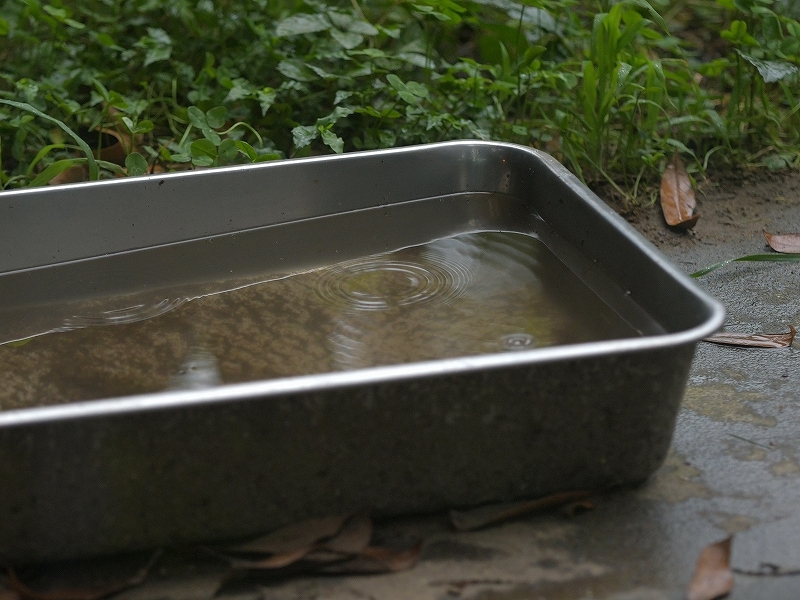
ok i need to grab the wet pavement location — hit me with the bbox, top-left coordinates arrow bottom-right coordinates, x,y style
2,181 -> 799,600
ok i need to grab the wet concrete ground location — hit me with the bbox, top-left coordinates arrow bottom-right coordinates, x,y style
2,175 -> 799,599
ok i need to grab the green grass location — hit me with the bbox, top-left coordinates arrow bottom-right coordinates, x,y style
1,0 -> 800,197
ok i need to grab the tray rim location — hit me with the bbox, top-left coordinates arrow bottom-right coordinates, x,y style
0,141 -> 725,426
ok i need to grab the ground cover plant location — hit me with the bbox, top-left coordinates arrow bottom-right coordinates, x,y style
1,0 -> 800,198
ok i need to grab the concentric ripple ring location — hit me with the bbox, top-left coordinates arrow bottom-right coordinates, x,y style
316,252 -> 473,311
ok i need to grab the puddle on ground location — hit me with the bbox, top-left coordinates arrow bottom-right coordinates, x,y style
681,384 -> 776,428
638,450 -> 712,504
0,232 -> 648,410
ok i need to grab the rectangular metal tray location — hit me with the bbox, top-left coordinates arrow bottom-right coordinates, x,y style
0,141 -> 724,563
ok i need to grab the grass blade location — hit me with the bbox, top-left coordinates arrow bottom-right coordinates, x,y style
691,254 -> 800,277
0,99 -> 99,181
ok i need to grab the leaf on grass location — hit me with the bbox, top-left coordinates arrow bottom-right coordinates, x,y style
764,231 -> 800,254
703,325 -> 795,348
6,549 -> 160,600
686,537 -> 734,600
450,490 -> 590,532
660,151 -> 700,229
318,542 -> 423,574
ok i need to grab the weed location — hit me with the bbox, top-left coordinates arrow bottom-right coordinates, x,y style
1,0 -> 799,196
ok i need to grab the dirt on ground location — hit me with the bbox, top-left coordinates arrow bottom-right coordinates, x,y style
597,168 -> 800,252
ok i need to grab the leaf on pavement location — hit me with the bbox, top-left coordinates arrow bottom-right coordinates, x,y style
215,513 -> 418,575
764,231 -> 800,254
6,550 -> 160,600
686,537 -> 734,600
450,490 -> 590,532
318,541 -> 423,574
660,151 -> 700,229
224,514 -> 350,556
703,325 -> 796,348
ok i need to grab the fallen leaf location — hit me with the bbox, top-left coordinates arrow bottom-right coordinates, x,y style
560,499 -> 596,518
224,514 -> 350,555
318,513 -> 372,555
703,325 -> 796,348
6,549 -> 160,600
318,541 -> 424,574
764,231 -> 800,254
660,151 -> 700,229
450,490 -> 590,532
686,537 -> 734,600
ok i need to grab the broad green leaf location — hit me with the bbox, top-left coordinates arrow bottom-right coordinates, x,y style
739,52 -> 799,83
125,152 -> 148,176
187,106 -> 207,128
331,29 -> 363,49
292,125 -> 319,149
234,140 -> 258,161
191,138 -> 217,159
206,106 -> 228,129
201,127 -> 221,145
0,17 -> 10,35
218,138 -> 238,161
320,129 -> 344,153
278,60 -> 317,82
257,88 -> 277,116
276,13 -> 330,37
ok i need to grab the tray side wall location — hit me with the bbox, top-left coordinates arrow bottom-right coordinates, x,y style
0,344 -> 694,564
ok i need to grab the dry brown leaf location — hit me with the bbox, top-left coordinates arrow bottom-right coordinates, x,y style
686,537 -> 734,600
6,550 -> 159,600
450,490 -> 590,532
660,151 -> 700,229
703,325 -> 796,348
318,542 -> 424,574
319,513 -> 372,555
560,499 -> 596,518
764,231 -> 800,254
224,547 -> 312,570
224,514 -> 350,555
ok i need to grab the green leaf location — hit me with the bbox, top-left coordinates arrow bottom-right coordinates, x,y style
234,140 -> 258,161
125,152 -> 148,176
320,129 -> 344,153
292,125 -> 319,149
257,88 -> 277,116
738,52 -> 799,83
277,60 -> 317,82
191,138 -> 217,159
187,106 -> 207,128
0,17 -> 9,35
276,13 -> 330,36
218,138 -> 238,161
206,106 -> 228,129
201,127 -> 221,145
30,159 -> 85,186
0,99 -> 99,181
331,29 -> 363,49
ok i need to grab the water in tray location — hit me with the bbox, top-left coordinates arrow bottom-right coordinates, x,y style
0,232 -> 643,410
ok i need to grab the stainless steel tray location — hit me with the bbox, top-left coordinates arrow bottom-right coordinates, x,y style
0,141 -> 724,563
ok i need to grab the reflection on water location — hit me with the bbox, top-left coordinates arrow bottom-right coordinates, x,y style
0,232 -> 649,410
